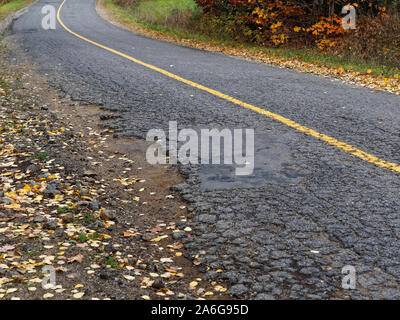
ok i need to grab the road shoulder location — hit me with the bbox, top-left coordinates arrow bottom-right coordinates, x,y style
0,38 -> 230,300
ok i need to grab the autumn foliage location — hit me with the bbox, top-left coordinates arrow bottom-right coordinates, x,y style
193,0 -> 400,66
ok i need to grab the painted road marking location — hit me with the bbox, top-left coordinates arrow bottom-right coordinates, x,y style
57,0 -> 400,174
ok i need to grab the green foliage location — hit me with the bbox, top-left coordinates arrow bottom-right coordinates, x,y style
105,256 -> 119,268
57,206 -> 70,213
0,0 -> 31,20
114,0 -> 200,27
35,152 -> 48,161
78,232 -> 87,242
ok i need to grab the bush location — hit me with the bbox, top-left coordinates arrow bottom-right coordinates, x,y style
0,0 -> 14,5
334,10 -> 400,67
193,0 -> 400,67
193,12 -> 261,43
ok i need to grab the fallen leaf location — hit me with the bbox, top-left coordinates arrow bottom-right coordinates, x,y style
123,231 -> 137,237
73,292 -> 85,299
67,254 -> 84,264
149,226 -> 163,234
0,245 -> 15,252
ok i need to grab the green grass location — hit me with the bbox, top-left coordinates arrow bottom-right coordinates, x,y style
35,152 -> 48,161
104,0 -> 218,38
0,0 -> 32,20
78,232 -> 88,243
104,256 -> 118,268
56,206 -> 70,213
132,0 -> 198,23
105,0 -> 400,78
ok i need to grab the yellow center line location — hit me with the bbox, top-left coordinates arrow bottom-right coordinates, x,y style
57,0 -> 400,174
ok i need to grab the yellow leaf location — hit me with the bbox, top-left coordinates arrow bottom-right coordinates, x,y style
73,292 -> 85,299
151,235 -> 168,242
6,288 -> 18,294
123,231 -> 136,237
54,194 -> 63,201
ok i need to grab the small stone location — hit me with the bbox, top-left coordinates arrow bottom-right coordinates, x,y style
89,200 -> 100,211
229,284 -> 248,297
141,233 -> 153,242
170,184 -> 188,192
62,214 -> 74,224
100,209 -> 115,221
43,184 -> 60,196
83,170 -> 97,177
197,214 -> 216,224
152,279 -> 164,289
26,164 -> 39,173
255,293 -> 275,300
172,231 -> 185,240
88,220 -> 104,230
204,271 -> 218,280
44,220 -> 57,230
78,201 -> 90,207
33,216 -> 46,223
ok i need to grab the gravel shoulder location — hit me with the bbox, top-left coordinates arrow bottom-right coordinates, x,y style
0,40 -> 230,300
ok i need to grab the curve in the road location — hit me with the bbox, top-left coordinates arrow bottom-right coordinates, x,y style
57,0 -> 400,175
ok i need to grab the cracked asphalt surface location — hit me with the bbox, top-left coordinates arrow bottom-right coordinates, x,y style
6,0 -> 400,299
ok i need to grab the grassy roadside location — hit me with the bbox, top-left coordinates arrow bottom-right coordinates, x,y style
129,0 -> 198,24
0,0 -> 32,20
102,0 -> 400,79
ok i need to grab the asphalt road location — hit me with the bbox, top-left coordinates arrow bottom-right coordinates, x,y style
7,0 -> 400,299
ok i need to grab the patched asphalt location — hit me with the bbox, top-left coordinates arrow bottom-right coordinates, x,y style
6,0 -> 400,299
